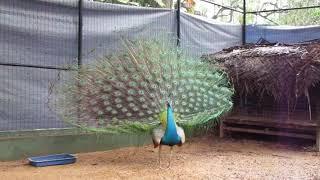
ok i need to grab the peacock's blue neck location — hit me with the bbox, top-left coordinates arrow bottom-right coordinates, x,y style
161,105 -> 181,146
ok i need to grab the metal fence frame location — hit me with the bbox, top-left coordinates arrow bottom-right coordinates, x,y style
1,0 -> 320,133
2,1 -> 319,70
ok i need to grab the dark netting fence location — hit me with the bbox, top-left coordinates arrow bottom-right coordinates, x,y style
0,0 -> 319,131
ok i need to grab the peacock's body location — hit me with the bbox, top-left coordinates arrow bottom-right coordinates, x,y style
55,38 -> 233,167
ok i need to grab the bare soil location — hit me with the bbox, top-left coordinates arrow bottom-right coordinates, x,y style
1,136 -> 320,180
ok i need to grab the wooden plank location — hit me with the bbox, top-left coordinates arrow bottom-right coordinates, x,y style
224,119 -> 316,131
228,114 -> 316,125
226,115 -> 317,127
224,126 -> 315,140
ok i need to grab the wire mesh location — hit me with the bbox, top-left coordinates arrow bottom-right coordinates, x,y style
0,0 -> 319,132
0,0 -> 79,131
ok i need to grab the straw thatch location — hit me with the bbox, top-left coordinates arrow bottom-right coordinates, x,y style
202,42 -> 320,104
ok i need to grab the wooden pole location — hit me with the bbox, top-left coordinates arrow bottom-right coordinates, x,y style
219,118 -> 224,138
316,127 -> 320,152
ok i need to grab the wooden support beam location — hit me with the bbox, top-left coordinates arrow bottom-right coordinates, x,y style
224,119 -> 316,131
316,126 -> 320,152
316,128 -> 320,152
219,118 -> 224,138
226,115 -> 317,127
221,114 -> 319,149
224,126 -> 315,140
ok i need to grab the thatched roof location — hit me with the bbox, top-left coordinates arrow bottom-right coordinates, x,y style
202,42 -> 320,102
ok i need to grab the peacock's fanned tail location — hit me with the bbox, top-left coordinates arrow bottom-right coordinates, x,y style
54,39 -> 233,133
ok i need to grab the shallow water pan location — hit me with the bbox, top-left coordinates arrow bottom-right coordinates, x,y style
28,153 -> 76,167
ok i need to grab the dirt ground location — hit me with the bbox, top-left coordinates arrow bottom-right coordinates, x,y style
1,135 -> 320,180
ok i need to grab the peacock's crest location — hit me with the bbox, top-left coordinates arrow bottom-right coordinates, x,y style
54,38 -> 233,133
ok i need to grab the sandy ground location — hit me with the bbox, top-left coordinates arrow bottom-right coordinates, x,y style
1,136 -> 320,180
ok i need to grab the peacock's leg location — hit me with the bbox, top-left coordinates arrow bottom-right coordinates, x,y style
158,145 -> 162,167
168,146 -> 173,168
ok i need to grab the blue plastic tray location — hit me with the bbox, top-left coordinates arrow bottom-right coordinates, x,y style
28,153 -> 76,167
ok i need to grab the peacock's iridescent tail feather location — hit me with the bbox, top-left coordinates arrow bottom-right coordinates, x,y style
54,38 -> 234,133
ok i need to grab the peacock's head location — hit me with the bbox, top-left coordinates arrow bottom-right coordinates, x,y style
159,100 -> 178,128
166,101 -> 172,109
159,101 -> 176,128
166,97 -> 176,110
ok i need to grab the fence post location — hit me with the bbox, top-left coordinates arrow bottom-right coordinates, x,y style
176,0 -> 181,46
242,0 -> 246,45
77,0 -> 83,122
78,0 -> 83,66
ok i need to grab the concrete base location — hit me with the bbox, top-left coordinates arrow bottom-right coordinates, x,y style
0,129 -> 151,161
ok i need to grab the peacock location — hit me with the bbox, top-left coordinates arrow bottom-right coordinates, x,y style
54,38 -> 233,167
152,101 -> 186,167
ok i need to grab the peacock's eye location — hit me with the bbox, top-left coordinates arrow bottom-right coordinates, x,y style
139,98 -> 146,103
156,78 -> 163,83
116,104 -> 123,108
114,91 -> 122,96
101,95 -> 109,100
160,90 -> 166,95
132,75 -> 140,80
151,84 -> 157,89
116,82 -> 124,88
106,107 -> 112,111
132,107 -> 139,112
140,81 -> 148,87
138,90 -> 145,95
128,89 -> 136,95
89,99 -> 97,105
103,85 -> 112,91
128,81 -> 138,87
115,98 -> 122,103
121,108 -> 128,112
121,75 -> 129,81
127,96 -> 134,101
185,85 -> 191,90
